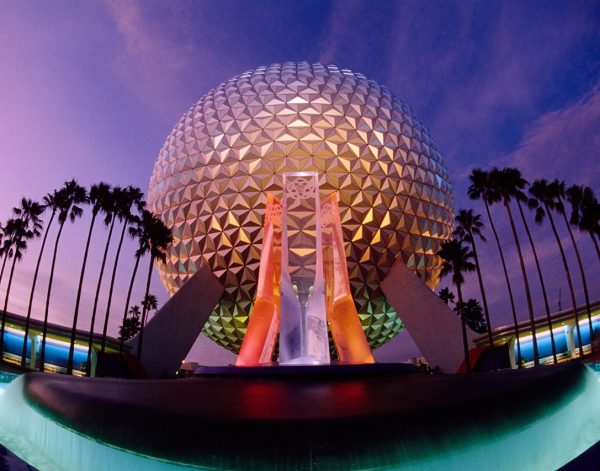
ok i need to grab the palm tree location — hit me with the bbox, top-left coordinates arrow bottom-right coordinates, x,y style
141,294 -> 158,324
552,180 -> 593,353
454,208 -> 496,369
135,210 -> 173,377
0,224 -> 7,291
0,223 -> 11,355
438,239 -> 476,372
457,298 -> 487,334
99,187 -> 145,359
20,192 -> 59,368
513,182 -> 557,365
0,199 -> 44,357
0,219 -> 20,353
567,185 -> 600,262
0,224 -> 5,301
0,224 -> 11,352
529,179 -> 584,358
84,186 -> 120,376
438,287 -> 455,305
39,180 -> 86,371
118,214 -> 147,356
468,169 -> 522,366
491,168 -> 539,366
0,220 -> 26,355
118,305 -> 141,342
66,183 -> 111,374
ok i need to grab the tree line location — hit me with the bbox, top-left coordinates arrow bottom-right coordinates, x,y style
1,169 -> 596,376
0,180 -> 173,376
438,167 -> 599,372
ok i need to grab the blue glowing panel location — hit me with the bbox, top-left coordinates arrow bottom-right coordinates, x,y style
1,331 -> 32,357
574,319 -> 600,348
517,331 -> 569,363
34,338 -> 88,371
536,332 -> 568,359
515,319 -> 600,362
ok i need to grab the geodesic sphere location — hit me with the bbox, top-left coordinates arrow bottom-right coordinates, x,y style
148,62 -> 454,354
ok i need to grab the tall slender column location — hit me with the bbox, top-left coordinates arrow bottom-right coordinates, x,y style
279,172 -> 330,365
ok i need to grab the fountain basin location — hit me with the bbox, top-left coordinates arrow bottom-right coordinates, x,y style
0,363 -> 599,469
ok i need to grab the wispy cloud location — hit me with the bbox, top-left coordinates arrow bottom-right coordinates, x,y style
317,1 -> 600,328
317,1 -> 358,66
317,1 -> 400,77
318,2 -> 598,180
103,0 -> 196,118
491,81 -> 600,186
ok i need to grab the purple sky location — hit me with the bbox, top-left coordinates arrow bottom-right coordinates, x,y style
0,1 -> 599,361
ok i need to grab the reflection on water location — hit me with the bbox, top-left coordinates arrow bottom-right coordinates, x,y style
0,371 -> 17,396
586,362 -> 600,381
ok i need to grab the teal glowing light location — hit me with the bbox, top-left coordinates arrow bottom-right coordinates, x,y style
0,371 -> 16,397
0,376 -> 198,470
0,366 -> 600,470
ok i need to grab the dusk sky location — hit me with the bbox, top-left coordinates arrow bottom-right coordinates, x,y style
1,0 -> 599,361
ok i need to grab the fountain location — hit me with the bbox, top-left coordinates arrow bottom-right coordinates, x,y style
1,62 -> 599,469
237,172 -> 373,367
1,174 -> 600,469
1,362 -> 600,469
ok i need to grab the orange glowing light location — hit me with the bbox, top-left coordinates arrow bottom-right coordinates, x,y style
236,193 -> 374,365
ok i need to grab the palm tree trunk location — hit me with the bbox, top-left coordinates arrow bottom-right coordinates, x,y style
545,205 -> 584,357
0,251 -> 9,292
99,218 -> 128,359
484,201 -> 522,366
136,256 -> 154,378
67,213 -> 97,375
516,200 -> 557,364
0,252 -> 19,356
0,252 -> 7,359
456,282 -> 471,372
0,252 -> 9,357
119,253 -> 141,356
560,208 -> 594,354
469,236 -> 496,369
504,200 -> 539,366
21,211 -> 56,368
0,252 -> 9,308
39,220 -> 66,371
590,232 -> 600,263
85,218 -> 116,376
